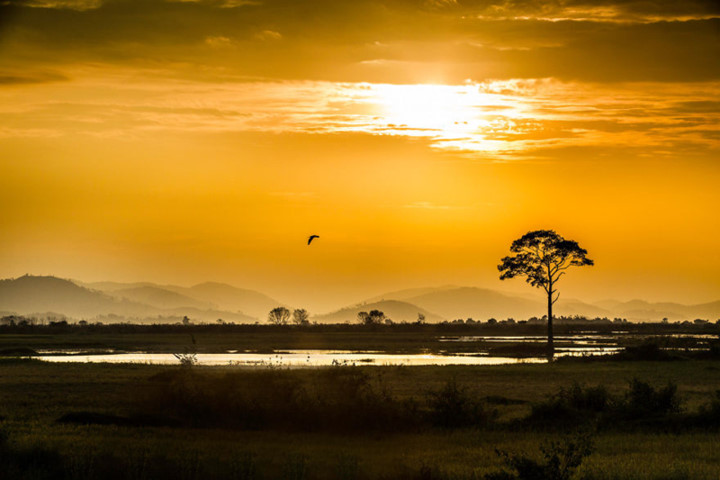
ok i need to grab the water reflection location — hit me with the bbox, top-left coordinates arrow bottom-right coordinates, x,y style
28,332 -> 715,367
35,350 -> 548,367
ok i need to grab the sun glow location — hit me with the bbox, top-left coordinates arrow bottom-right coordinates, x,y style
369,83 -> 520,153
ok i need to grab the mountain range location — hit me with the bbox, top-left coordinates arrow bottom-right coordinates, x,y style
0,275 -> 718,324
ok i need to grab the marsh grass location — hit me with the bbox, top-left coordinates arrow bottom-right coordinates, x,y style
485,431 -> 595,480
137,367 -> 422,432
2,358 -> 720,479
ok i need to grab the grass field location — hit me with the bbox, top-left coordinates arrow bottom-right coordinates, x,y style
1,350 -> 720,479
1,321 -> 717,356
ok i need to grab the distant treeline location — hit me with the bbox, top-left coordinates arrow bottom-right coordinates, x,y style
1,314 -> 719,336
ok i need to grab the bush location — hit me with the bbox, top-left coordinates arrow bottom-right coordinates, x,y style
526,380 -> 682,430
613,342 -> 678,361
526,383 -> 611,429
486,432 -> 594,480
426,379 -> 493,428
618,378 -> 681,419
693,390 -> 720,427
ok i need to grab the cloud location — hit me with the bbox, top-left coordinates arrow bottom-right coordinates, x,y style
254,30 -> 282,41
0,66 -> 717,161
8,0 -> 102,11
1,0 -> 718,84
0,70 -> 69,85
403,202 -> 458,210
204,35 -> 233,47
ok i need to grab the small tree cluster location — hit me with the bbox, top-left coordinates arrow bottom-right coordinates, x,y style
292,308 -> 310,325
357,309 -> 386,325
267,307 -> 291,325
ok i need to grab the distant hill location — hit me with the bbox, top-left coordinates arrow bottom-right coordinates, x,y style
363,285 -> 460,303
112,286 -> 213,310
0,275 -> 144,318
554,299 -> 613,319
87,280 -> 285,321
0,276 -> 257,323
181,282 -> 284,320
81,281 -> 160,292
5,276 -> 718,323
399,287 -> 541,321
313,300 -> 442,324
363,286 -> 719,322
597,299 -> 720,322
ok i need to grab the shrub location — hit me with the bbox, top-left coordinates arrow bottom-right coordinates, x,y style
618,378 -> 681,419
526,380 -> 682,430
614,342 -> 677,361
426,379 -> 493,428
693,390 -> 720,427
486,432 -> 594,480
526,383 -> 610,429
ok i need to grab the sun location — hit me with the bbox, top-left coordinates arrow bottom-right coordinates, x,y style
367,83 -> 521,153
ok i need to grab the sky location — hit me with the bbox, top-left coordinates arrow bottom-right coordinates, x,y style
1,0 -> 719,311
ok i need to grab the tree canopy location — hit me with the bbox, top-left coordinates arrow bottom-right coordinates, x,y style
267,307 -> 291,325
498,229 -> 593,303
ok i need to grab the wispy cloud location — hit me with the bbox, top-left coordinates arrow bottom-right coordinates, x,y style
3,0 -> 719,84
0,70 -> 69,85
204,35 -> 233,48
254,30 -> 282,42
403,202 -> 460,210
0,69 -> 718,159
9,0 -> 102,10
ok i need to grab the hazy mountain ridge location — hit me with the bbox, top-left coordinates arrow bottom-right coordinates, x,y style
112,286 -> 214,310
87,280 -> 284,320
0,275 -> 152,319
2,276 -> 718,323
400,287 -> 540,321
312,299 -> 443,324
363,285 -> 461,303
361,286 -> 719,322
604,299 -> 720,322
1,276 -> 267,323
181,282 -> 283,320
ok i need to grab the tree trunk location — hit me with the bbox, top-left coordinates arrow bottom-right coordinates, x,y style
547,289 -> 554,362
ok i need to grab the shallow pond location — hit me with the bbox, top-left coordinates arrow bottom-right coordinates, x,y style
32,348 -> 616,367
26,331 -> 712,366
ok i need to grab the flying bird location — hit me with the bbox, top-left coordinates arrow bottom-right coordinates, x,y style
307,235 -> 320,245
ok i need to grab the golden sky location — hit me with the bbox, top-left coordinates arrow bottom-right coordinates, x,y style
1,0 -> 719,310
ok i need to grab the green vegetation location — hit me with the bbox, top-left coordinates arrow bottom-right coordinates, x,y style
1,354 -> 720,479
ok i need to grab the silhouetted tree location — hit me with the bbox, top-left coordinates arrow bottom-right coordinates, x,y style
357,309 -> 386,325
268,307 -> 291,325
498,230 -> 593,360
292,308 -> 310,325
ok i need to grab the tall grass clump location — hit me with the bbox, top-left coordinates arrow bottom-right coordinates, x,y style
485,432 -> 594,480
618,378 -> 681,419
0,425 -> 65,480
426,379 -> 494,429
139,367 -> 419,433
525,379 -> 683,431
525,383 -> 611,429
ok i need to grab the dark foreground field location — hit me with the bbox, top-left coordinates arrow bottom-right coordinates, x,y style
1,354 -> 720,479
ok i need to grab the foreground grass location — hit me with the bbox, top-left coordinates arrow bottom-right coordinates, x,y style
1,360 -> 719,479
4,426 -> 720,479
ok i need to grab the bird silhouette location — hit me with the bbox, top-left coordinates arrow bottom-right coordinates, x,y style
307,235 -> 320,245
